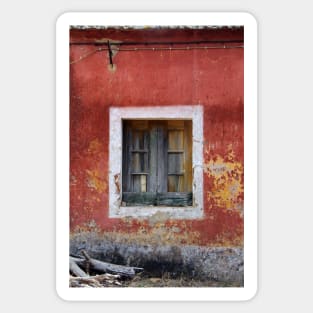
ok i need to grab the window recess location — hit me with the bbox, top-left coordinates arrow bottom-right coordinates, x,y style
122,120 -> 192,206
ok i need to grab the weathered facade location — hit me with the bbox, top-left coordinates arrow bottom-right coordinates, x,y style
70,26 -> 244,284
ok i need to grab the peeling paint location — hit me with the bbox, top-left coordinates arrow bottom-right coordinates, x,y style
204,146 -> 243,214
86,169 -> 107,193
148,211 -> 171,226
114,173 -> 120,194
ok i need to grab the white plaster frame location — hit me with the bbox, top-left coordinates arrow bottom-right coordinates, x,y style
109,105 -> 204,219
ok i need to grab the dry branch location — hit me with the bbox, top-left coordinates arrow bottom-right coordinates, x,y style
69,251 -> 144,287
77,250 -> 143,278
70,257 -> 88,277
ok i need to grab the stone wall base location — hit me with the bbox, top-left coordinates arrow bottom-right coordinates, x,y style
70,233 -> 244,285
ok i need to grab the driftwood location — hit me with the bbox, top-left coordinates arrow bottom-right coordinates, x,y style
70,257 -> 89,277
69,250 -> 144,288
74,250 -> 143,278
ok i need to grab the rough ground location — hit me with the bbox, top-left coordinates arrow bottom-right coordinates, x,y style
125,274 -> 242,287
70,272 -> 242,288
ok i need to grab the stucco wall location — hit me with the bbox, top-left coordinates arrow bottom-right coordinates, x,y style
70,27 -> 244,281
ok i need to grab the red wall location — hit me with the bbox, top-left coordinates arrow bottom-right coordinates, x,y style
70,27 -> 244,247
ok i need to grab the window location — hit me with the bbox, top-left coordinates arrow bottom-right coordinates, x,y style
122,120 -> 192,206
109,106 -> 203,219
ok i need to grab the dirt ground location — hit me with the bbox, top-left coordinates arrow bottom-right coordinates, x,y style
124,273 -> 242,287
70,273 -> 242,288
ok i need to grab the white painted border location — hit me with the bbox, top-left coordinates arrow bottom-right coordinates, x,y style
56,12 -> 258,302
109,105 -> 203,219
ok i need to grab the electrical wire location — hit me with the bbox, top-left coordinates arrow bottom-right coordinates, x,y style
70,39 -> 243,46
70,45 -> 243,65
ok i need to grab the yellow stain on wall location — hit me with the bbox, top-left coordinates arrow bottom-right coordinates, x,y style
86,168 -> 107,193
204,146 -> 243,212
84,138 -> 107,193
87,138 -> 103,154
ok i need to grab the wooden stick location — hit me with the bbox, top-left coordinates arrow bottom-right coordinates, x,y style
79,250 -> 143,278
70,257 -> 88,277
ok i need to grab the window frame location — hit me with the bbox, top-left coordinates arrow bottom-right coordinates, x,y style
109,105 -> 204,219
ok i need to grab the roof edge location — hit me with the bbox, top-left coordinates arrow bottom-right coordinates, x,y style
70,25 -> 243,30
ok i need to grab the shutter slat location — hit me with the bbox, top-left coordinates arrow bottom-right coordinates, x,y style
122,192 -> 157,206
149,125 -> 158,192
157,123 -> 168,192
184,120 -> 193,192
122,192 -> 192,206
157,192 -> 192,206
168,127 -> 184,192
122,123 -> 132,192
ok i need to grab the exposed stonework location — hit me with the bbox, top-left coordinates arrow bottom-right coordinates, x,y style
70,232 -> 243,285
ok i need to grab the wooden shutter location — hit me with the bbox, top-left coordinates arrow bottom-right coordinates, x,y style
122,120 -> 192,206
164,120 -> 192,206
167,120 -> 192,192
122,120 -> 149,193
